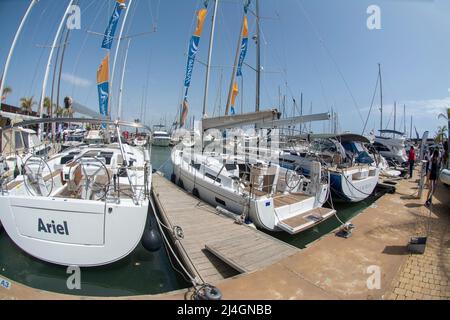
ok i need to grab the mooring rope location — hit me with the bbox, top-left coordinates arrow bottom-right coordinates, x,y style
149,197 -> 201,287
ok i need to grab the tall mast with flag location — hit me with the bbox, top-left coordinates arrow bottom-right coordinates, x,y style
96,0 -> 127,123
180,1 -> 209,128
225,0 -> 251,116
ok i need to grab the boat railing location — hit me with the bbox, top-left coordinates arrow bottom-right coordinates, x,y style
105,163 -> 151,204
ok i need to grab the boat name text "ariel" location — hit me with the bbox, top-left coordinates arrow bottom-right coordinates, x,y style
38,218 -> 69,235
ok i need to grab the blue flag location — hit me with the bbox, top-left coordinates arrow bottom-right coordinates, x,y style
102,1 -> 125,50
184,36 -> 201,88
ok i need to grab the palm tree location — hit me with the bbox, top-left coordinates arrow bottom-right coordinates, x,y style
55,106 -> 64,118
438,112 -> 448,120
435,126 -> 448,144
43,97 -> 52,116
63,106 -> 74,118
19,96 -> 35,115
1,86 -> 12,101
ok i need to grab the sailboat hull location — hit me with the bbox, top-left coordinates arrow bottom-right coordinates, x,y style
329,169 -> 379,202
0,194 -> 148,267
171,149 -> 331,233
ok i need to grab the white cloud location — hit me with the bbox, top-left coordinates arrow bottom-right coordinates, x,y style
356,97 -> 448,136
384,97 -> 450,117
61,73 -> 92,88
360,97 -> 449,116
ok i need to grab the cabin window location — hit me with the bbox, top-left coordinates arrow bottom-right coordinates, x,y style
35,146 -> 51,156
215,197 -> 226,206
30,134 -> 40,147
280,158 -> 295,164
205,172 -> 221,183
14,132 -> 23,149
100,152 -> 114,165
61,155 -> 75,164
21,132 -> 30,149
225,163 -> 237,171
191,163 -> 201,170
373,142 -> 390,152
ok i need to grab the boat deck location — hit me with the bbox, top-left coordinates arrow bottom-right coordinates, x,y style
151,173 -> 298,284
273,193 -> 312,208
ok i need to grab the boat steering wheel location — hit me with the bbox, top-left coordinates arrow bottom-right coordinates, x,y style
284,165 -> 304,190
23,156 -> 53,197
69,156 -> 110,200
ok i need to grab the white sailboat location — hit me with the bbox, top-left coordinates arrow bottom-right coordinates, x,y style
369,64 -> 408,166
171,140 -> 333,234
0,0 -> 161,266
0,118 -> 154,266
372,130 -> 408,166
279,134 -> 381,203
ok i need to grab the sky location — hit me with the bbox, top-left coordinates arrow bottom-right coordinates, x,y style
0,0 -> 449,138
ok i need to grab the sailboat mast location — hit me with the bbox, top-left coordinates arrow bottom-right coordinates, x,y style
117,39 -> 131,120
410,115 -> 413,140
394,101 -> 396,133
225,12 -> 245,116
110,0 -> 133,120
255,0 -> 261,112
0,0 -> 37,108
378,63 -> 383,132
202,0 -> 219,117
309,101 -> 312,133
39,0 -> 75,138
403,104 -> 406,135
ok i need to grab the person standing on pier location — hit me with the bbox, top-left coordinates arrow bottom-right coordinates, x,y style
425,149 -> 440,207
408,146 -> 416,179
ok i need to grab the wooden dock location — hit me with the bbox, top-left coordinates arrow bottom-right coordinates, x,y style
151,173 -> 299,284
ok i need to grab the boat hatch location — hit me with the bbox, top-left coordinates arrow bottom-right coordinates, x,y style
10,198 -> 105,245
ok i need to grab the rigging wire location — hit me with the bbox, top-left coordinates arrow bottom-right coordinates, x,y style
142,0 -> 162,126
27,1 -> 58,99
295,0 -> 365,124
362,70 -> 380,135
70,0 -> 108,97
27,1 -> 51,97
385,104 -> 395,130
111,0 -> 139,120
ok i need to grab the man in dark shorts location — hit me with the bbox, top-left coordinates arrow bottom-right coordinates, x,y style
408,146 -> 415,179
425,149 -> 440,207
